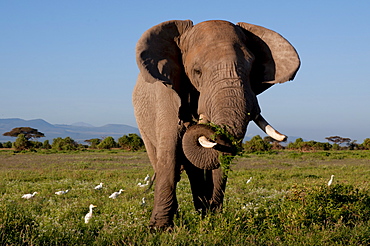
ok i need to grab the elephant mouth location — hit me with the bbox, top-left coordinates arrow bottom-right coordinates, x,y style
182,124 -> 235,170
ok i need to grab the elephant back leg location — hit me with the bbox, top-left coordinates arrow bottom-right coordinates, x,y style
185,164 -> 227,214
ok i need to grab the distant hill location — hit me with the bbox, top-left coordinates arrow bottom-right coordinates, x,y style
0,118 -> 140,143
0,118 -> 301,144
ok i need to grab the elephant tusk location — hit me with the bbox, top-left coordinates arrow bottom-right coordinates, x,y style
198,114 -> 209,124
253,114 -> 287,142
198,136 -> 217,148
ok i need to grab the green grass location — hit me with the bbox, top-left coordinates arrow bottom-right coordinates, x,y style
0,150 -> 369,245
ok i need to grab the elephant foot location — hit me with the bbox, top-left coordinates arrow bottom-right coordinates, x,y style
149,219 -> 174,233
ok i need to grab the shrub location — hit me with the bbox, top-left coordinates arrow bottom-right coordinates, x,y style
84,138 -> 101,149
117,134 -> 144,151
42,140 -> 51,149
12,134 -> 30,151
287,138 -> 331,151
243,135 -> 272,153
360,138 -> 370,150
52,137 -> 78,151
97,136 -> 117,149
2,141 -> 12,148
286,184 -> 370,228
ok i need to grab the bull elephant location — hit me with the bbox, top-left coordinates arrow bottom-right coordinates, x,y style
132,20 -> 300,229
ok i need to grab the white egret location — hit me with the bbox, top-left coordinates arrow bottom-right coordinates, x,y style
141,197 -> 146,206
22,192 -> 38,199
55,189 -> 69,195
246,177 -> 252,184
328,175 -> 334,186
109,189 -> 124,199
84,204 -> 97,224
94,183 -> 104,190
137,181 -> 149,187
144,174 -> 150,182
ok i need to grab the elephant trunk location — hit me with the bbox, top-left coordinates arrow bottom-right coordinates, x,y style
182,83 -> 253,169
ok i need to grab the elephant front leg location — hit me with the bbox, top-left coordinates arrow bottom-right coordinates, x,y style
210,168 -> 227,211
150,156 -> 179,229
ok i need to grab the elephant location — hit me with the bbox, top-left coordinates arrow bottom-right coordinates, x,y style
132,20 -> 300,229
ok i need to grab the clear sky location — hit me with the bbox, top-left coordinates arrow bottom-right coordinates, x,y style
1,1 -> 369,143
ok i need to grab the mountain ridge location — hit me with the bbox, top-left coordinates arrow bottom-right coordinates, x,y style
0,118 -> 139,143
0,118 -> 301,144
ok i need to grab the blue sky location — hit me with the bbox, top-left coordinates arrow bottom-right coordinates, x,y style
1,1 -> 369,143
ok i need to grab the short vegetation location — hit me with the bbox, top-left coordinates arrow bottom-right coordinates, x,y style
0,150 -> 369,245
1,128 -> 370,244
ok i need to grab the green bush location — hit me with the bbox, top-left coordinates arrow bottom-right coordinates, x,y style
243,135 -> 272,153
84,138 -> 101,149
2,141 -> 12,148
12,134 -> 30,151
52,137 -> 79,151
287,138 -> 331,151
118,134 -> 144,151
42,140 -> 51,149
97,136 -> 117,149
286,184 -> 370,228
360,138 -> 370,150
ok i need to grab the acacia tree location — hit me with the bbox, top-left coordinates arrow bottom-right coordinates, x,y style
84,138 -> 101,149
3,127 -> 45,140
325,136 -> 351,146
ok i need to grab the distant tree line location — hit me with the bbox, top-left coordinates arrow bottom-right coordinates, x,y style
1,127 -> 370,153
1,127 -> 144,152
243,135 -> 370,153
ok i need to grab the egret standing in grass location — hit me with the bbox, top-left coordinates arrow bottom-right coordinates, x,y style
22,192 -> 38,199
94,183 -> 103,190
246,177 -> 252,184
144,174 -> 150,182
84,204 -> 97,224
137,181 -> 149,187
55,189 -> 69,195
141,197 -> 146,207
109,189 -> 124,199
328,175 -> 334,186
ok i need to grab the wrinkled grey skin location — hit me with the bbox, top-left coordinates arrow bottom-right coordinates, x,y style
133,20 -> 300,229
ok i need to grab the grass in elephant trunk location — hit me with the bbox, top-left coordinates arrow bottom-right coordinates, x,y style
206,122 -> 244,176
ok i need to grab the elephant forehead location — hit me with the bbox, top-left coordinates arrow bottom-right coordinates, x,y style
192,20 -> 242,42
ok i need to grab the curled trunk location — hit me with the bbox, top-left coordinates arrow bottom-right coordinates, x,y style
182,124 -> 234,170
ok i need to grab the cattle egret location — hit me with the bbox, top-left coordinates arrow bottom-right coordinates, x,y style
141,197 -> 146,206
246,177 -> 252,184
144,174 -> 150,182
55,190 -> 69,195
22,192 -> 38,199
137,181 -> 149,187
94,183 -> 103,190
84,204 -> 97,224
328,175 -> 334,186
109,189 -> 124,199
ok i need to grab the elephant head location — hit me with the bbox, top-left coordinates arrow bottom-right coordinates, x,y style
136,20 -> 300,170
133,20 -> 299,228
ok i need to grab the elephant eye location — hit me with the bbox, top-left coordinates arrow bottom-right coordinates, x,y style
194,69 -> 202,76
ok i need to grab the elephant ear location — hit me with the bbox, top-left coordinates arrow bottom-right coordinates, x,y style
136,20 -> 193,87
237,22 -> 300,95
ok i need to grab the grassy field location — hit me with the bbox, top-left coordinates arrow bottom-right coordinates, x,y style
0,149 -> 369,245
